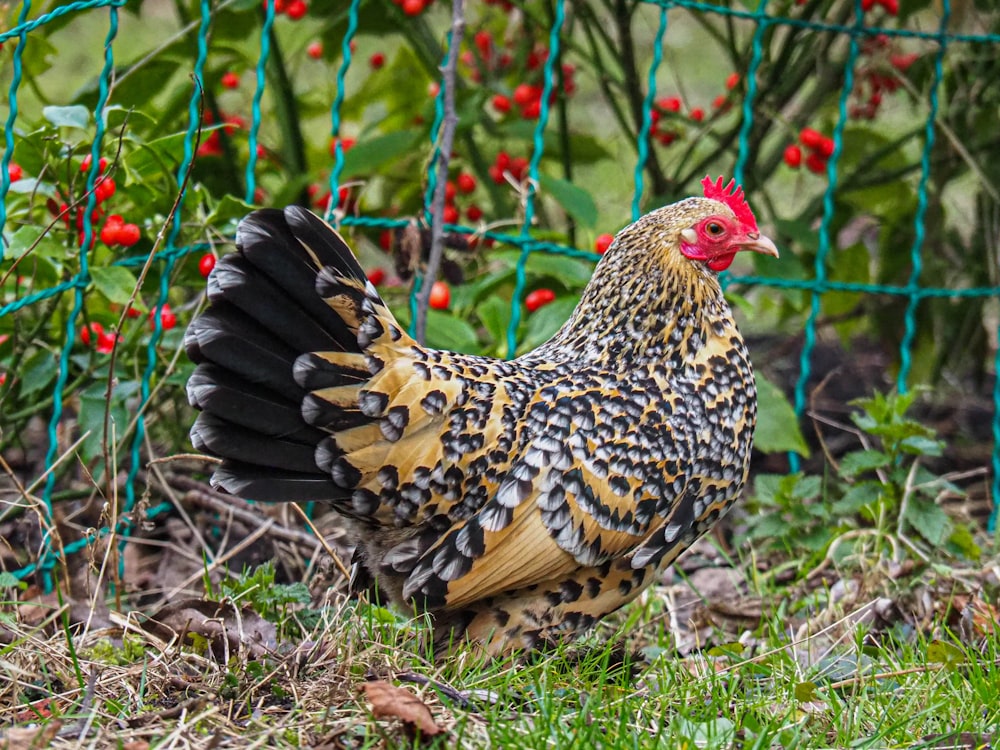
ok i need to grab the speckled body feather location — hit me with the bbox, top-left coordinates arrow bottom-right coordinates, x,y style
186,187 -> 776,655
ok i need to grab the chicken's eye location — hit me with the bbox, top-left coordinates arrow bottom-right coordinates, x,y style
706,221 -> 724,236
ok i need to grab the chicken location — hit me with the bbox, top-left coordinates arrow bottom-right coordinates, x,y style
185,176 -> 778,656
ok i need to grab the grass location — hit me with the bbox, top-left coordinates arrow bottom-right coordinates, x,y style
1,509 -> 997,749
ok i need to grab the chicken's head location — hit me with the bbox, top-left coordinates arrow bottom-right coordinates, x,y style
675,176 -> 779,272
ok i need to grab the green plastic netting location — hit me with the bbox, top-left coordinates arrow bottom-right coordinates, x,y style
1,0 -> 998,588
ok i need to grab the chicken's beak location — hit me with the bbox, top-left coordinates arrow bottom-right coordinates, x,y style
739,232 -> 780,258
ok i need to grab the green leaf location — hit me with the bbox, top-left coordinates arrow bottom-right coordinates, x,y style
753,375 -> 810,456
493,250 -> 596,288
78,379 -> 140,463
4,225 -> 64,270
538,174 -> 598,228
839,449 -> 891,478
43,105 -> 90,129
926,639 -> 965,667
476,296 -> 512,355
423,310 -> 481,354
340,130 -> 421,177
833,481 -> 882,513
20,348 -> 58,398
91,266 -> 140,306
207,194 -> 256,227
517,296 -> 578,353
6,178 -> 57,197
904,495 -> 952,547
794,681 -> 819,702
899,435 -> 944,456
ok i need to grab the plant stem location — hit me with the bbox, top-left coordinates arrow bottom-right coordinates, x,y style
264,24 -> 308,205
415,0 -> 465,345
613,0 -> 669,197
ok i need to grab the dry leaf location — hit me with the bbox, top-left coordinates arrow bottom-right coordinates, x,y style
139,598 -> 276,661
359,680 -> 444,738
0,722 -> 61,749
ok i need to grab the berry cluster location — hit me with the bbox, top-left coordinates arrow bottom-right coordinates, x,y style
80,321 -> 120,355
441,171 -> 480,224
850,35 -> 920,120
261,0 -> 308,20
488,151 -> 529,185
649,73 -> 738,147
783,128 -> 835,175
51,156 -> 142,248
196,111 -> 246,158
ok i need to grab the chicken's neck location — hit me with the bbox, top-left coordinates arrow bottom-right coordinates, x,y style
528,262 -> 737,369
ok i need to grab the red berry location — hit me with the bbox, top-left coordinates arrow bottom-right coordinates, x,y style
657,96 -> 682,113
100,218 -> 123,245
495,151 -> 511,171
783,144 -> 802,168
521,100 -> 541,119
307,41 -> 323,59
492,94 -> 511,113
221,71 -> 240,89
330,137 -> 355,156
96,331 -> 119,355
725,72 -> 740,90
442,204 -> 459,224
80,155 -> 108,173
94,176 -> 116,203
367,267 -> 386,286
690,107 -> 705,122
509,156 -> 528,181
444,180 -> 457,203
456,173 -> 476,194
595,233 -> 614,254
117,223 -> 141,247
799,127 -> 825,150
370,52 -> 386,69
513,83 -> 537,106
805,152 -> 827,174
466,204 -> 483,222
890,52 -> 919,71
199,253 -> 216,277
150,304 -> 177,331
474,30 -> 493,58
285,0 -> 307,19
712,94 -> 727,109
402,0 -> 425,15
80,322 -> 104,347
525,288 -> 556,313
816,137 -> 835,158
428,280 -> 450,310
7,162 -> 23,182
379,230 -> 392,251
655,130 -> 677,146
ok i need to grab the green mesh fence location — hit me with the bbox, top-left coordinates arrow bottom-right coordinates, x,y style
2,0 -> 999,589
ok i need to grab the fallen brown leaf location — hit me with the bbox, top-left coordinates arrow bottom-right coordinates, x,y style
358,680 -> 444,738
0,721 -> 61,749
138,598 -> 277,661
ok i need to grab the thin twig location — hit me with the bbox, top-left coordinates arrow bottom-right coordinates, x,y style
414,0 -> 464,344
288,502 -> 352,582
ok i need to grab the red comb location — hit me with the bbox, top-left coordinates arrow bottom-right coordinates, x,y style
701,175 -> 758,233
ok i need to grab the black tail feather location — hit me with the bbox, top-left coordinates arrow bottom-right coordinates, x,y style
187,206 -> 380,504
